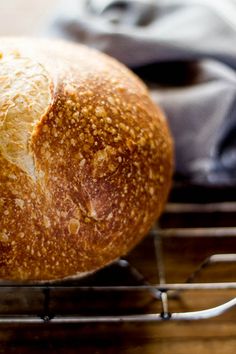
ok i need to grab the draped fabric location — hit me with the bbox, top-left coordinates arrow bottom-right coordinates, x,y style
44,0 -> 236,184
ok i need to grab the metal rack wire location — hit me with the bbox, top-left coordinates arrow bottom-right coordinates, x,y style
1,184 -> 236,323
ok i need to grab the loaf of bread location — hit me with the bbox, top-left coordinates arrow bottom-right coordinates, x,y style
0,38 -> 173,281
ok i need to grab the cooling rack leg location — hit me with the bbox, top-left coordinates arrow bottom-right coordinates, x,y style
160,292 -> 171,320
40,287 -> 54,322
185,254 -> 236,284
152,226 -> 166,285
117,259 -> 161,299
152,226 -> 172,316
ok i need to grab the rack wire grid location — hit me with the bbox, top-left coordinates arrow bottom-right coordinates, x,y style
1,183 -> 236,324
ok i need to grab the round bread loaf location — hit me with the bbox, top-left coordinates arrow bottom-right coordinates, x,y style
0,38 -> 173,281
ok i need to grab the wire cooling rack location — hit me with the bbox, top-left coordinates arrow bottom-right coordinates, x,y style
0,183 -> 236,323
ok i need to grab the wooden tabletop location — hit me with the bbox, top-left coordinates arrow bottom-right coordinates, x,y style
0,184 -> 235,353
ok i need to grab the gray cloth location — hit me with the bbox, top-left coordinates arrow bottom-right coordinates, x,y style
43,0 -> 236,185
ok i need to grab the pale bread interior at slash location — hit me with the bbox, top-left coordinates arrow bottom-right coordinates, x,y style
0,50 -> 51,179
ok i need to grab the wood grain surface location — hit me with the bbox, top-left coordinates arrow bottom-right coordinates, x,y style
0,189 -> 235,354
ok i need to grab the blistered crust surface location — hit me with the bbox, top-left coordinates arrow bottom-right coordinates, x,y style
0,38 -> 173,280
0,50 -> 51,178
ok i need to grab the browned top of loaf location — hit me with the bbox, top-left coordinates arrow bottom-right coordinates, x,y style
0,38 -> 173,280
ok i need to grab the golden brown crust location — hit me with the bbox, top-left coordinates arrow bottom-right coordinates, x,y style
0,38 -> 173,280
